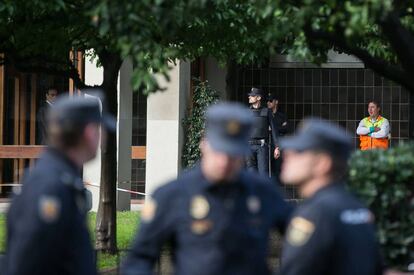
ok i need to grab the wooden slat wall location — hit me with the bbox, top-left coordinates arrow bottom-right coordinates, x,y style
0,54 -> 4,189
13,77 -> 20,183
131,146 -> 146,160
29,74 -> 37,168
18,75 -> 27,179
0,145 -> 45,159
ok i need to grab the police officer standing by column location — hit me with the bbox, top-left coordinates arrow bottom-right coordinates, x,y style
247,88 -> 280,176
278,118 -> 383,275
4,93 -> 116,275
122,102 -> 292,275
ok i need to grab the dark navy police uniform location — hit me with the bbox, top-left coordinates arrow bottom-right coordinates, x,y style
280,183 -> 382,275
4,93 -> 116,275
122,166 -> 291,275
122,102 -> 292,275
279,118 -> 383,275
5,149 -> 96,275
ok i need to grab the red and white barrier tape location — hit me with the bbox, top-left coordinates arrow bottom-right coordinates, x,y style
84,182 -> 147,196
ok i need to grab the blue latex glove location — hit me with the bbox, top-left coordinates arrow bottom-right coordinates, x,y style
369,126 -> 375,133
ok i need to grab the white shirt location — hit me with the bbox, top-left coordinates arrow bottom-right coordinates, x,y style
356,116 -> 390,139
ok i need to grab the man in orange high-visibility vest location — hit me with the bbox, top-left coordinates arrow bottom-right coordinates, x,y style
356,101 -> 390,150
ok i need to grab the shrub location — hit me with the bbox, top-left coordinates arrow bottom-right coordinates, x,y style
348,144 -> 414,268
182,79 -> 219,168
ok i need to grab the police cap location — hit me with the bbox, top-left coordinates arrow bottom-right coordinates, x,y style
49,92 -> 116,132
205,102 -> 253,156
247,87 -> 264,97
280,118 -> 352,159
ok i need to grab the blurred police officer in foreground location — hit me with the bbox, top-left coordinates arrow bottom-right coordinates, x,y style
278,118 -> 382,275
4,93 -> 116,275
247,88 -> 280,176
122,102 -> 292,275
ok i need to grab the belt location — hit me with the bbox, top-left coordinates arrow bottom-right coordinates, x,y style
248,139 -> 266,145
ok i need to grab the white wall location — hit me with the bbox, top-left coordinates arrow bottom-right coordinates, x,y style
83,53 -> 103,212
145,61 -> 191,196
83,54 -> 133,211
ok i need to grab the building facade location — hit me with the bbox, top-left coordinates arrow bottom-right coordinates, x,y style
0,52 -> 412,209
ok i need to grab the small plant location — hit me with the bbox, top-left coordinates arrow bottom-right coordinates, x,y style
348,144 -> 414,269
182,79 -> 220,168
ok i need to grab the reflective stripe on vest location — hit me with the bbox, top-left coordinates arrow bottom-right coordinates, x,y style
359,116 -> 389,150
363,116 -> 385,128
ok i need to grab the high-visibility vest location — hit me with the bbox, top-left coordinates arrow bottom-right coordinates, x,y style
359,116 -> 389,150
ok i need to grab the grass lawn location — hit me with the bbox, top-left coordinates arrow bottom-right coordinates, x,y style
0,211 -> 140,271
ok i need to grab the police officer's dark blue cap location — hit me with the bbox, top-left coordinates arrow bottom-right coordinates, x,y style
280,118 -> 352,159
247,87 -> 264,97
50,93 -> 116,132
205,102 -> 254,156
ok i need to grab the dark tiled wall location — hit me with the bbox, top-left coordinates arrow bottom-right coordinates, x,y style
131,91 -> 147,199
131,159 -> 146,200
235,68 -> 411,148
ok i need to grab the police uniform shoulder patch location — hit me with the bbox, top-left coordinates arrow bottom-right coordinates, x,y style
190,195 -> 210,219
247,196 -> 261,214
191,219 -> 213,235
141,198 -> 157,223
287,217 -> 315,246
226,120 -> 241,136
39,195 -> 61,223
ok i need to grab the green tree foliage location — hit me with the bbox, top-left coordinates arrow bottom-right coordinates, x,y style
348,144 -> 414,268
182,79 -> 219,168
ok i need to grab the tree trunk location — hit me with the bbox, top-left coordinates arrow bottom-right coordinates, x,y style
95,51 -> 122,253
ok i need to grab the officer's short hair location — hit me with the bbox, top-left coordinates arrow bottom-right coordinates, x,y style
46,87 -> 58,95
47,120 -> 91,149
329,155 -> 348,181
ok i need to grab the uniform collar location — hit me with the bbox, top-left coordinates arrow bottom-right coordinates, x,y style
309,181 -> 344,200
45,147 -> 82,176
194,164 -> 245,192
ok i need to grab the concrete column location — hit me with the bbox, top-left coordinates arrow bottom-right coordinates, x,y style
117,59 -> 133,210
145,61 -> 190,196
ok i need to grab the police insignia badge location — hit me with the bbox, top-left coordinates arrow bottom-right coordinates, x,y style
226,120 -> 241,135
39,196 -> 61,223
190,195 -> 210,219
247,196 -> 261,214
287,217 -> 315,246
141,198 -> 157,223
191,219 -> 213,235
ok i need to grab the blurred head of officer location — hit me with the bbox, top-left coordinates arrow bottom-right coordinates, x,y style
367,101 -> 381,119
248,87 -> 263,106
47,93 -> 116,166
46,88 -> 58,104
200,102 -> 253,183
280,118 -> 352,198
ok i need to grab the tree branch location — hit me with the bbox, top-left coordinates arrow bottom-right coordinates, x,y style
304,27 -> 414,92
379,11 -> 414,73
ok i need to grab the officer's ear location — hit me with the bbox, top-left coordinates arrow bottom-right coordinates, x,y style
315,153 -> 334,177
257,96 -> 262,101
